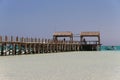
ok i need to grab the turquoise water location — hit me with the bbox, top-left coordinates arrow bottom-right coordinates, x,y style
101,46 -> 120,51
1,45 -> 120,51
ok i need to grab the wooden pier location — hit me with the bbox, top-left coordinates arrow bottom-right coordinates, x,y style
0,31 -> 101,56
0,36 -> 80,56
80,32 -> 101,51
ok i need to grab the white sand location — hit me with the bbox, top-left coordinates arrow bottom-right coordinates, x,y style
0,51 -> 120,80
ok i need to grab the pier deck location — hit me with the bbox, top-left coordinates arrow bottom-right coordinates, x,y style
0,32 -> 101,56
0,36 -> 80,56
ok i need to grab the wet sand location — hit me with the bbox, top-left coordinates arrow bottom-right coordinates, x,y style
0,51 -> 120,80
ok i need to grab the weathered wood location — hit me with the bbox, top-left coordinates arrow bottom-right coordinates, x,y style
0,32 -> 101,56
80,32 -> 100,36
0,36 -> 2,42
16,36 -> 18,42
80,32 -> 101,51
5,36 -> 8,42
53,31 -> 73,42
53,31 -> 73,37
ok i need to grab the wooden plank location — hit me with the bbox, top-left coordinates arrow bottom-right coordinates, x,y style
80,32 -> 100,36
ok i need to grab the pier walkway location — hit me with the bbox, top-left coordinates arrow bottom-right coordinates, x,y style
0,36 -> 80,56
0,31 -> 101,56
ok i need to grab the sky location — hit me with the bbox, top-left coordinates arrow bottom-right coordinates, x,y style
0,0 -> 120,45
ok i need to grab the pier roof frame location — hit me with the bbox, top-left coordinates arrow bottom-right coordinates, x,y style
53,31 -> 73,41
80,32 -> 101,45
80,32 -> 100,37
53,31 -> 73,37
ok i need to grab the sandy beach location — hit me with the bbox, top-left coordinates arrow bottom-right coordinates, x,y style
0,51 -> 120,80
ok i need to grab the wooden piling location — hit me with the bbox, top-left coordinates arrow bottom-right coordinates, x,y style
0,31 -> 101,56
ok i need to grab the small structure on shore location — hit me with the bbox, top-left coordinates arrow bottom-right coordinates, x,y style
53,31 -> 73,42
80,32 -> 101,51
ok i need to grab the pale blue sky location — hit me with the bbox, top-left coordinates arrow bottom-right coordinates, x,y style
0,0 -> 120,45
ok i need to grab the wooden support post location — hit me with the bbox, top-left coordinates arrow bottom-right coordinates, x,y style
45,39 -> 47,53
14,44 -> 17,55
42,39 -> 44,53
4,36 -> 8,55
16,36 -> 18,42
17,44 -> 20,55
29,43 -> 32,54
0,36 -> 2,55
80,36 -> 83,51
37,44 -> 40,54
48,39 -> 50,53
15,36 -> 18,55
25,43 -> 27,54
0,36 -> 2,42
30,44 -> 33,54
38,38 -> 41,53
1,44 -> 4,56
52,43 -> 55,52
10,36 -> 14,55
50,40 -> 53,53
33,38 -> 36,53
56,40 -> 58,52
60,41 -> 62,52
5,36 -> 8,42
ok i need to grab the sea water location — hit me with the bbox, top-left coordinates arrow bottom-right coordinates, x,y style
0,51 -> 120,80
101,46 -> 120,51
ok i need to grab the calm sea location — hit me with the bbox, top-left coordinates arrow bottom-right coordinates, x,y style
101,46 -> 120,51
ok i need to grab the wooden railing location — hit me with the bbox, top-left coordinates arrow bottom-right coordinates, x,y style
0,36 -> 81,56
